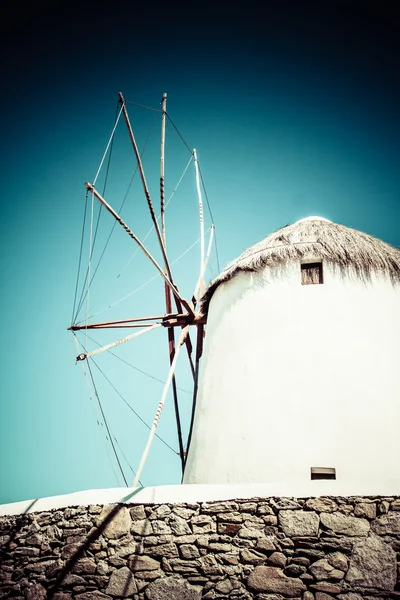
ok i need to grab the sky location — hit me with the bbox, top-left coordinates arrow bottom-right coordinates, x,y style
0,2 -> 399,504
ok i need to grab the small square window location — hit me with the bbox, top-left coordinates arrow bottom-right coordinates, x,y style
311,467 -> 336,480
301,262 -> 323,285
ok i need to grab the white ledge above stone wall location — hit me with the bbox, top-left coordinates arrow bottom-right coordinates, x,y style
2,480 -> 400,516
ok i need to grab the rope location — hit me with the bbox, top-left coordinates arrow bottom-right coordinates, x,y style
72,334 -> 121,486
71,192 -> 89,324
197,164 -> 215,223
85,190 -> 95,350
73,111 -> 158,322
85,229 -> 208,321
212,229 -> 221,274
198,164 -> 220,272
113,435 -> 144,486
74,103 -> 120,322
91,358 -> 178,455
125,100 -> 162,113
93,103 -> 123,186
109,351 -> 191,394
165,156 -> 193,209
79,331 -> 191,394
87,359 -> 129,486
163,117 -> 221,274
166,114 -> 193,154
117,155 -> 193,279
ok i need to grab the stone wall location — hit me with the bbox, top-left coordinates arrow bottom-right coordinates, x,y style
1,496 -> 400,600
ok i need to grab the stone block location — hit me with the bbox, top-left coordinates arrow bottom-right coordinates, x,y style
279,511 -> 319,537
247,566 -> 306,596
320,513 -> 369,536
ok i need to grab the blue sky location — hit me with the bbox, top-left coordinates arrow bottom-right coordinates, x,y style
0,4 -> 399,504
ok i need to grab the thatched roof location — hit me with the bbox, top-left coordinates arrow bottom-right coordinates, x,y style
200,216 -> 400,315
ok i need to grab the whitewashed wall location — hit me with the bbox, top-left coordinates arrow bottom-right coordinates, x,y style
183,260 -> 400,494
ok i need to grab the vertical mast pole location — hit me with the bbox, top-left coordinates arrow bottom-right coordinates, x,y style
160,93 -> 167,245
193,149 -> 205,301
160,93 -> 185,474
183,322 -> 204,475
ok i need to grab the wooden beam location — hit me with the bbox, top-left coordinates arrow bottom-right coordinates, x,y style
118,94 -> 193,318
84,182 -> 193,314
68,312 -> 206,331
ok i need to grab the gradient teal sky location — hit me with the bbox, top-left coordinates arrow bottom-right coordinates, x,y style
0,4 -> 399,504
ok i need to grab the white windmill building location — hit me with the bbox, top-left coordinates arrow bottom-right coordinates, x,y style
183,216 -> 400,495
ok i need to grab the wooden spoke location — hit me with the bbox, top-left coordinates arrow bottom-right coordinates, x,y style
84,182 -> 193,314
118,94 -> 193,317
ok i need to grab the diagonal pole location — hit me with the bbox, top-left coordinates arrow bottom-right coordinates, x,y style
133,325 -> 190,487
118,93 -> 194,317
84,183 -> 192,313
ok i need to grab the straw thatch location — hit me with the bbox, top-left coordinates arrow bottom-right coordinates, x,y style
200,217 -> 400,315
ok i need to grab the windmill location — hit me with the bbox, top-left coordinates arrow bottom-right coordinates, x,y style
69,93 -> 400,497
69,92 -> 215,488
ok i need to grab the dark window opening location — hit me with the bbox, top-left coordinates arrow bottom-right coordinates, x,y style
311,467 -> 336,480
301,262 -> 323,285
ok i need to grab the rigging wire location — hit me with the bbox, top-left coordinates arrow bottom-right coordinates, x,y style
90,357 -> 178,455
117,155 -> 193,279
125,100 -> 162,113
112,434 -> 143,486
199,165 -> 221,273
198,164 -> 221,272
74,102 -> 120,323
73,101 -> 220,325
166,114 -> 193,154
72,334 -> 122,487
86,359 -> 129,486
75,332 -> 178,480
198,164 -> 215,224
85,189 -> 95,350
75,334 -> 184,456
165,114 -> 220,273
82,331 -> 191,393
71,192 -> 89,324
74,109 -> 158,322
69,98 -> 221,488
79,228 -> 209,323
93,103 -> 124,186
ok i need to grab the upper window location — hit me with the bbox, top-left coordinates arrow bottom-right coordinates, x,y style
301,262 -> 323,285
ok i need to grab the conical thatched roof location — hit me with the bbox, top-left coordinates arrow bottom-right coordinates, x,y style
200,217 -> 400,315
